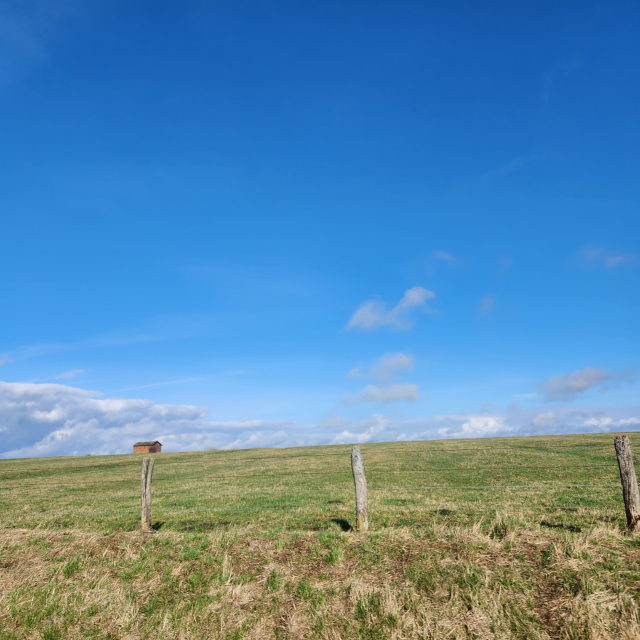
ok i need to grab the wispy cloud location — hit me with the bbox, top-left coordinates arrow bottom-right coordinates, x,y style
368,352 -> 413,383
432,251 -> 455,262
342,353 -> 417,406
225,370 -> 250,377
578,245 -> 635,270
54,369 -> 84,380
539,367 -> 610,401
340,383 -> 420,406
478,295 -> 494,316
541,58 -> 581,106
480,154 -> 546,183
347,287 -> 436,331
0,0 -> 96,84
120,377 -> 208,391
0,4 -> 46,81
538,365 -> 636,401
482,157 -> 524,181
15,332 -> 162,360
0,355 -> 10,368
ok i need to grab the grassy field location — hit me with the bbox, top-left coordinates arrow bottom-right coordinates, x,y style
1,433 -> 640,639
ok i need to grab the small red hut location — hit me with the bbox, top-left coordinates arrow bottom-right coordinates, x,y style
133,440 -> 162,453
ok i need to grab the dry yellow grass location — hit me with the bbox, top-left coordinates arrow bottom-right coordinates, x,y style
2,514 -> 640,639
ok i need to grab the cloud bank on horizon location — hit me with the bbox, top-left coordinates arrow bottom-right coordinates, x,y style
1,381 -> 638,459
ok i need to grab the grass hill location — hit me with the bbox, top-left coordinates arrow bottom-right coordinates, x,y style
1,433 -> 639,639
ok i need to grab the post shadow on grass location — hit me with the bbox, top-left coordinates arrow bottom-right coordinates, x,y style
540,521 -> 582,533
151,521 -> 165,531
178,521 -> 232,532
331,518 -> 353,532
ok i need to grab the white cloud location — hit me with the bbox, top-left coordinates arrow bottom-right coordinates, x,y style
0,381 -> 302,458
330,415 -> 390,444
340,383 -> 420,406
346,367 -> 361,379
436,414 -> 509,438
583,417 -> 613,429
55,369 -> 85,380
432,251 -> 455,262
0,355 -> 9,368
368,352 -> 413,383
618,418 -> 640,427
478,295 -> 494,316
455,416 -> 509,437
538,366 -> 610,401
347,287 -> 436,331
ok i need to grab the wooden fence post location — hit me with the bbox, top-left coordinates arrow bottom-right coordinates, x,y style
351,446 -> 368,532
141,457 -> 155,532
614,435 -> 640,532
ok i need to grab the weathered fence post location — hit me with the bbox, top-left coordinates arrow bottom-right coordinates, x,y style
141,457 -> 155,532
351,446 -> 368,532
614,435 -> 640,532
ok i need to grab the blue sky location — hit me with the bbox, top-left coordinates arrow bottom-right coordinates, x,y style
1,1 -> 638,457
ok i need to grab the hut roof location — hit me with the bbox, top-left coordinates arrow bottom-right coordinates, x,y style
134,441 -> 162,446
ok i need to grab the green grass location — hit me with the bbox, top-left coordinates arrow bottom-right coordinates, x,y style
0,432 -> 628,532
1,432 -> 639,639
